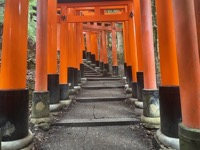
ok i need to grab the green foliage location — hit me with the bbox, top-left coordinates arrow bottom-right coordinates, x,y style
28,0 -> 37,42
0,0 -> 5,25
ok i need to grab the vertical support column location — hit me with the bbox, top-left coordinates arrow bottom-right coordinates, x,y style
99,32 -> 104,72
155,0 -> 181,149
80,32 -> 85,78
47,0 -> 61,112
0,0 -> 33,148
94,33 -> 100,67
86,33 -> 92,63
102,30 -> 109,76
67,8 -> 75,91
90,33 -> 97,66
134,0 -> 144,108
140,0 -> 160,129
112,22 -> 119,76
172,0 -> 200,149
124,21 -> 132,89
194,0 -> 200,61
31,0 -> 51,127
122,22 -> 129,82
59,7 -> 70,104
128,4 -> 138,95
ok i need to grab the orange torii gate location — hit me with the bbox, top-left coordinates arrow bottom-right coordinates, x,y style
1,0 -> 200,149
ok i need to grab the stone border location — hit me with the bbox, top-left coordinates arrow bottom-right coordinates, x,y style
2,130 -> 33,150
155,129 -> 179,150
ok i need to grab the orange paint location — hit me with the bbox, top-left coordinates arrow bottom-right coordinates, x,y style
122,22 -> 128,65
47,0 -> 57,74
59,6 -> 68,84
156,0 -> 179,86
0,0 -> 28,89
102,31 -> 108,64
140,0 -> 157,89
128,4 -> 138,82
172,0 -> 200,128
67,8 -> 76,68
134,0 -> 143,71
94,34 -> 99,61
112,23 -> 118,66
86,33 -> 91,52
35,0 -> 48,91
57,23 -> 61,51
194,0 -> 200,62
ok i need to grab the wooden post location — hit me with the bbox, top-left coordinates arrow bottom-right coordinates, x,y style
155,0 -> 181,148
0,0 -> 33,148
140,0 -> 160,129
172,0 -> 200,149
112,22 -> 119,76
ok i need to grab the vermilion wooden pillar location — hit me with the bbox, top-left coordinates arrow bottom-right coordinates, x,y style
124,21 -> 133,87
194,0 -> 200,61
0,0 -> 33,148
102,30 -> 109,75
122,22 -> 128,78
155,0 -> 181,148
99,32 -> 104,72
172,0 -> 200,149
127,4 -> 138,96
90,33 -> 97,65
67,8 -> 76,90
134,0 -> 144,106
31,0 -> 51,126
86,33 -> 92,62
112,22 -> 119,76
47,0 -> 61,112
94,33 -> 100,67
59,6 -> 70,102
140,0 -> 160,129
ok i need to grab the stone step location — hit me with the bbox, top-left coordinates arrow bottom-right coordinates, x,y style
53,118 -> 140,127
81,85 -> 124,89
84,75 -> 103,78
75,96 -> 129,103
87,78 -> 121,81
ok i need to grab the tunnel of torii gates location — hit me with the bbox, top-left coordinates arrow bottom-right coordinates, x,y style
0,0 -> 199,149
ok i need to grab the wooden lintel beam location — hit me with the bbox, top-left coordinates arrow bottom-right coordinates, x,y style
83,24 -> 122,32
66,13 -> 128,22
57,1 -> 132,8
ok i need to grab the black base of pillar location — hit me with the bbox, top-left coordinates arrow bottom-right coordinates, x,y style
137,72 -> 144,101
74,68 -> 78,86
95,61 -> 100,67
99,62 -> 104,71
143,89 -> 160,117
124,63 -> 127,76
159,86 -> 181,138
83,50 -> 87,59
132,82 -> 138,98
60,84 -> 69,100
48,74 -> 60,104
91,54 -> 96,64
87,52 -> 92,61
77,70 -> 81,83
104,63 -> 109,72
112,66 -> 119,76
126,66 -> 132,87
68,67 -> 75,89
0,89 -> 29,141
80,64 -> 84,78
179,123 -> 200,150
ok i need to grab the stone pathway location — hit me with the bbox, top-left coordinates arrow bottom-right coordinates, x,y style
37,64 -> 157,150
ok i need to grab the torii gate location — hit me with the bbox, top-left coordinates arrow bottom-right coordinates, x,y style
0,0 -> 200,149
